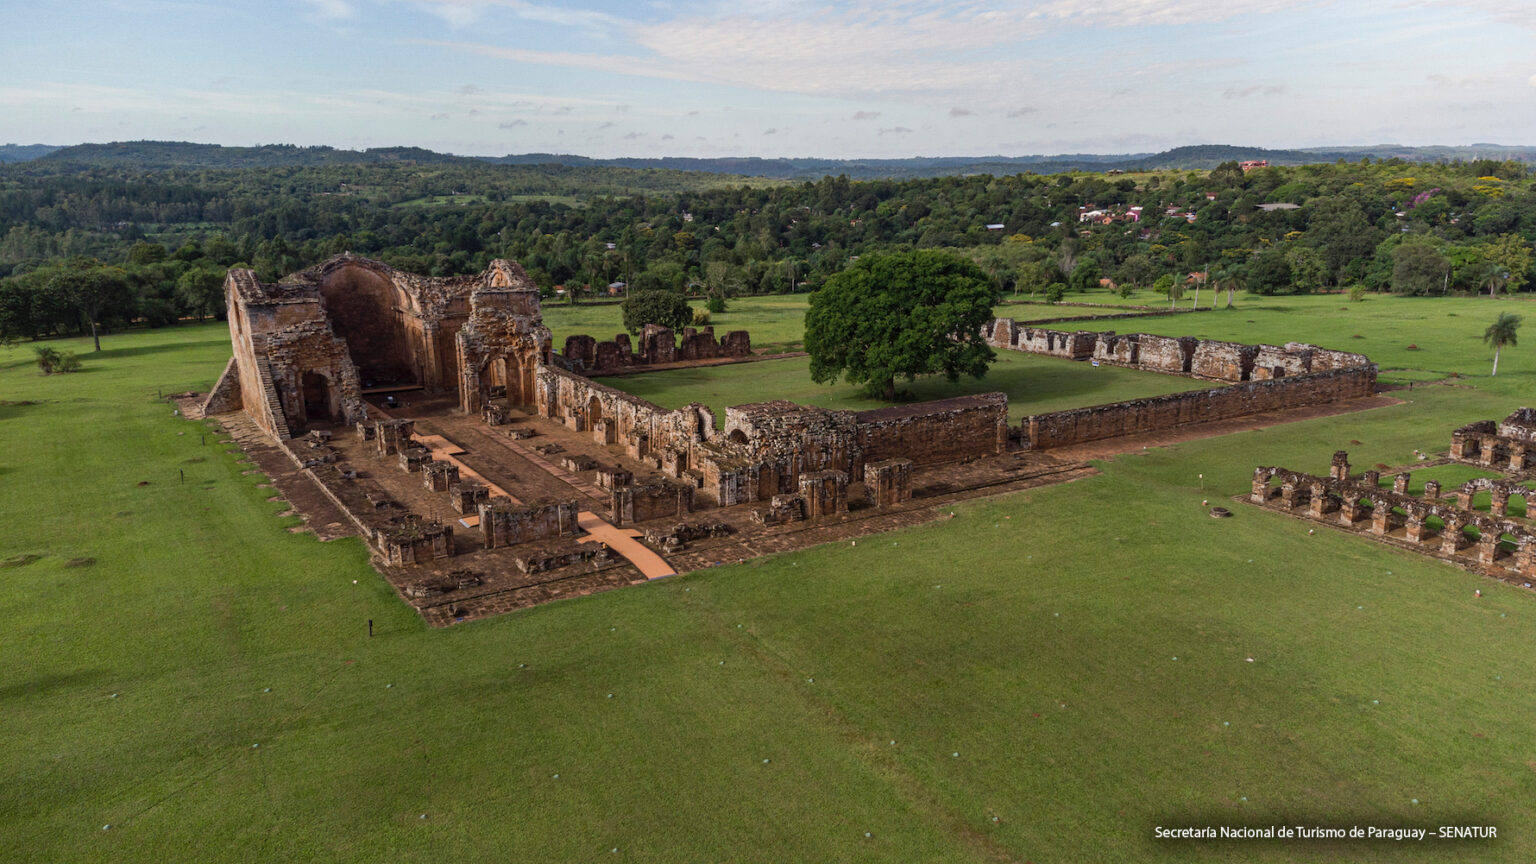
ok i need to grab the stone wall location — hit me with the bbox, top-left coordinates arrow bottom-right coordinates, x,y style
560,326 -> 751,374
478,499 -> 582,548
1024,366 -> 1378,449
855,393 -> 1008,465
1451,411 -> 1535,471
612,480 -> 694,526
864,459 -> 913,507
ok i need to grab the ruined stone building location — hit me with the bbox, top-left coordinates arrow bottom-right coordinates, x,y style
205,254 -> 550,439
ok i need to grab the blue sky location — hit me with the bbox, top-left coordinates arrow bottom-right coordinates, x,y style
2,0 -> 1533,157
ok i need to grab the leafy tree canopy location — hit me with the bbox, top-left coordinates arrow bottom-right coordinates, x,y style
804,250 -> 998,400
620,289 -> 692,335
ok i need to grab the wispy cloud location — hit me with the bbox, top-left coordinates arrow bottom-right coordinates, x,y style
949,107 -> 973,117
852,110 -> 881,120
1222,85 -> 1285,99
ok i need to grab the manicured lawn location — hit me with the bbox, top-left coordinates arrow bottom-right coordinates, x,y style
596,352 -> 1215,425
5,295 -> 1536,862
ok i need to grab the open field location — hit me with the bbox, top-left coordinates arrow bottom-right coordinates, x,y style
597,352 -> 1215,425
5,292 -> 1536,862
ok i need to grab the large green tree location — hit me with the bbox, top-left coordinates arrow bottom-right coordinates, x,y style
620,289 -> 692,335
804,250 -> 998,401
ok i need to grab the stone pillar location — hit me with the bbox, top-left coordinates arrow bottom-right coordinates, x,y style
1423,480 -> 1441,501
1516,539 -> 1536,577
1393,473 -> 1411,494
1330,451 -> 1351,481
1361,470 -> 1381,489
422,461 -> 460,492
1280,481 -> 1302,509
1478,531 -> 1501,565
1450,432 -> 1469,461
798,470 -> 849,518
1480,436 -> 1500,467
1370,505 -> 1394,536
1404,510 -> 1427,543
864,459 -> 913,508
1511,444 -> 1528,472
1251,469 -> 1272,504
1309,483 -> 1337,517
592,418 -> 617,445
448,482 -> 489,514
1440,515 -> 1467,555
1339,492 -> 1363,525
1491,487 -> 1510,517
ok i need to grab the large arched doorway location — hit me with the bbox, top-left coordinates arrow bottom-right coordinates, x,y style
318,264 -> 420,388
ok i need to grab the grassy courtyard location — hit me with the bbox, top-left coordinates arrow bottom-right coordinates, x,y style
4,291 -> 1536,862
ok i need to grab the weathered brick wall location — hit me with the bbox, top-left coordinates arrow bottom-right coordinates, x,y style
864,459 -> 913,507
1190,340 -> 1257,381
1013,327 -> 1095,358
1093,333 -> 1139,365
798,470 -> 849,518
640,324 -> 677,364
1137,334 -> 1196,373
1252,345 -> 1312,379
1287,343 -> 1370,372
855,393 -> 1007,465
678,326 -> 721,361
564,334 -> 597,370
1024,366 -> 1378,449
720,330 -> 751,357
478,499 -> 581,548
612,480 -> 694,526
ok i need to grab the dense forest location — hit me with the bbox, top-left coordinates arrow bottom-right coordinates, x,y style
1,143 -> 1533,344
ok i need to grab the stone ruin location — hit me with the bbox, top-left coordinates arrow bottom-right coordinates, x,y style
204,254 -> 550,440
1249,444 -> 1536,582
198,255 -> 1397,622
984,318 -> 1378,450
1450,408 -> 1536,472
561,325 -> 751,375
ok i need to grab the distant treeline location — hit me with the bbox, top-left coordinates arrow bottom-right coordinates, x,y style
1,147 -> 1533,344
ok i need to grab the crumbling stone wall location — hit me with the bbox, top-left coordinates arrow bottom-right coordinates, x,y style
855,393 -> 1007,465
612,480 -> 694,526
1024,367 -> 1378,449
456,260 -> 553,414
1191,340 -> 1257,381
566,325 -> 753,374
797,470 -> 849,518
478,499 -> 582,548
380,518 -> 454,565
1137,334 -> 1197,374
1451,412 -> 1535,471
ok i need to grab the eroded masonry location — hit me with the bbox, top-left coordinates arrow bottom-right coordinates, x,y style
1248,409 -> 1536,585
200,256 -> 1382,623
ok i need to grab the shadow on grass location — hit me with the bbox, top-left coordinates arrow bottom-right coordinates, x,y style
0,669 -> 108,703
93,335 -> 229,361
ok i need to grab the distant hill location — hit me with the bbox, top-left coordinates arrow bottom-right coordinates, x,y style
36,141 -> 483,169
0,144 -> 62,163
8,139 -> 1534,178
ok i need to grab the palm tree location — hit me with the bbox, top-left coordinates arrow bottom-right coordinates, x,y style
1483,312 -> 1522,376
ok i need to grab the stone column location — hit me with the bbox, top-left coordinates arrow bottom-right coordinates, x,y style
1393,473 -> 1411,494
1251,469 -> 1272,504
1370,505 -> 1393,536
1330,451 -> 1351,481
1510,444 -> 1528,472
1491,487 -> 1510,517
1456,489 -> 1475,510
1280,482 -> 1302,509
1339,492 -> 1362,525
1478,531 -> 1501,566
1481,436 -> 1500,467
1450,432 -> 1469,461
1515,539 -> 1536,578
1309,483 -> 1337,517
1404,510 -> 1427,543
1440,514 -> 1467,555
1361,470 -> 1381,489
1423,480 -> 1441,500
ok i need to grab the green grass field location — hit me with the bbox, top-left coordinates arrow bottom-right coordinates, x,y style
5,291 -> 1536,862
